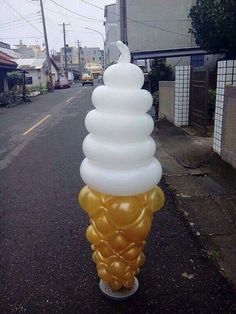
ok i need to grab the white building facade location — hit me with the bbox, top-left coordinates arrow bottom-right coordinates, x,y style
104,4 -> 119,65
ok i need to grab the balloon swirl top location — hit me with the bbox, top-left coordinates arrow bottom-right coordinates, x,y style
116,41 -> 131,63
80,41 -> 162,196
102,41 -> 143,89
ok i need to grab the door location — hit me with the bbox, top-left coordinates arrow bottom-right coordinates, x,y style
189,67 -> 209,135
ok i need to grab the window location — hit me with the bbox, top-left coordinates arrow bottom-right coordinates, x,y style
93,57 -> 95,61
26,77 -> 33,84
191,55 -> 204,67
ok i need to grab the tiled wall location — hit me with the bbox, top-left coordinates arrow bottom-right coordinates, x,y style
174,66 -> 191,126
213,60 -> 236,154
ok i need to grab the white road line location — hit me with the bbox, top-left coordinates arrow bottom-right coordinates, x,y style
66,96 -> 74,103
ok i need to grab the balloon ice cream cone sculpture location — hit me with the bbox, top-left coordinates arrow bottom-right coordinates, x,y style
78,41 -> 164,296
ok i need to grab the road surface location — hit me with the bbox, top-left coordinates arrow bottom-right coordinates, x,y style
0,84 -> 235,313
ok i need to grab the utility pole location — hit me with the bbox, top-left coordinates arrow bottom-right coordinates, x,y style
58,23 -> 70,80
119,0 -> 128,45
63,22 -> 68,80
39,0 -> 53,91
77,40 -> 82,79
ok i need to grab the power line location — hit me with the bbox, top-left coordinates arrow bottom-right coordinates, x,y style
0,13 -> 40,26
23,0 -> 99,23
0,36 -> 43,39
43,6 -> 101,23
1,0 -> 43,34
48,0 -> 103,22
1,17 -> 42,30
80,0 -> 191,37
2,22 -> 42,32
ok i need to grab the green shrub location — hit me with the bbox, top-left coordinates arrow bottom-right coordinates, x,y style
149,59 -> 174,93
152,91 -> 159,120
7,72 -> 22,91
27,85 -> 47,93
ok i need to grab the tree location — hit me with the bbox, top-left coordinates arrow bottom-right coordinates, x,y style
148,59 -> 174,93
7,72 -> 22,91
148,59 -> 174,120
189,0 -> 236,58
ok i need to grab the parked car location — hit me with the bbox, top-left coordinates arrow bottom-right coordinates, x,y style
54,77 -> 70,89
81,72 -> 94,86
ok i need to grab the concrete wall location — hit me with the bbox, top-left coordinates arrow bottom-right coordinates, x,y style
159,81 -> 175,123
213,60 -> 236,154
124,0 -> 195,53
221,86 -> 236,168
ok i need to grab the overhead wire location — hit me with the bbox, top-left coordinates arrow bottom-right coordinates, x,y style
48,0 -> 104,22
0,13 -> 40,26
0,36 -> 43,39
1,17 -> 42,30
1,0 -> 43,34
43,6 -> 101,23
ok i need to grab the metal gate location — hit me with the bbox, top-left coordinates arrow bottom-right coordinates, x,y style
189,67 -> 209,135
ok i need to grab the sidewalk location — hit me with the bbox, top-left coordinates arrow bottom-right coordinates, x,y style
154,119 -> 236,289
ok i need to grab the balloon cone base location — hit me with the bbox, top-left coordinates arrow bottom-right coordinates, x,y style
99,277 -> 139,300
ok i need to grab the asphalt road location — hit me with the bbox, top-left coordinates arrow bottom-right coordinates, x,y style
0,84 -> 235,313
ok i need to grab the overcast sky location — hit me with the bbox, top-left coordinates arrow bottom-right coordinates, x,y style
0,0 -> 114,51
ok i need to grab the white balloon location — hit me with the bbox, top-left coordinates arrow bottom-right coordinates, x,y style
80,158 -> 162,196
80,41 -> 162,196
83,134 -> 156,169
103,63 -> 144,89
92,86 -> 153,113
85,110 -> 154,140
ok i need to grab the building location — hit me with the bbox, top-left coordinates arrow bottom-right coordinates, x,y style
14,40 -> 45,59
115,0 -> 222,69
28,44 -> 45,58
59,46 -> 104,76
60,46 -> 79,66
15,58 -> 59,88
59,46 -> 80,80
0,51 -> 18,94
81,47 -> 104,70
104,3 -> 119,65
116,0 -> 197,66
85,62 -> 103,77
0,41 -> 21,59
0,42 -> 10,49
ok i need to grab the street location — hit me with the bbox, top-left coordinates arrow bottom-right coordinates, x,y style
0,84 -> 235,313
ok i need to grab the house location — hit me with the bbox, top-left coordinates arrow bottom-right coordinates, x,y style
0,51 -> 18,94
15,58 -> 59,88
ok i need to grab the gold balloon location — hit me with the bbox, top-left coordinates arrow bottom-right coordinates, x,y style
78,185 -> 165,291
